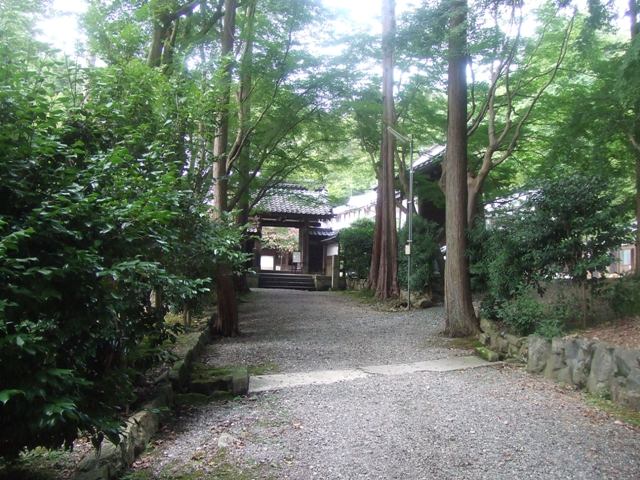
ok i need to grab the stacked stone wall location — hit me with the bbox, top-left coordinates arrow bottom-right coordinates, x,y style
479,318 -> 640,412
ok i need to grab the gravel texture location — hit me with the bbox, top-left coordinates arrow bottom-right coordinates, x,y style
128,288 -> 640,479
202,289 -> 467,372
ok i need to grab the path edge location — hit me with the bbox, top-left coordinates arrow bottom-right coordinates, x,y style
72,315 -> 215,480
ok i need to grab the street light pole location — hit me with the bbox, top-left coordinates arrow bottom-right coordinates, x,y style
387,126 -> 414,310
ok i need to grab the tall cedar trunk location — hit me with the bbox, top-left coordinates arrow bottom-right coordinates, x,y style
444,0 -> 478,336
368,0 -> 399,299
631,0 -> 640,275
212,0 -> 239,337
368,168 -> 383,288
467,176 -> 483,227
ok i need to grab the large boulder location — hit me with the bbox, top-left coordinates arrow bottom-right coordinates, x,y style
586,343 -> 616,397
480,318 -> 497,334
568,339 -> 594,388
610,348 -> 640,410
527,336 -> 551,374
492,335 -> 510,355
545,338 -> 571,384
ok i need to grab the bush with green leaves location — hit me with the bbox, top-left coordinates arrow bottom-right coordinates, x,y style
0,8 -> 245,459
494,289 -> 567,338
474,174 -> 629,332
603,276 -> 640,318
398,215 -> 442,293
339,218 -> 375,279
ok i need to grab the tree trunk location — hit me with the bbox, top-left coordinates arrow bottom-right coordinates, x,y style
148,20 -> 168,67
213,263 -> 239,336
444,0 -> 478,337
368,168 -> 383,289
212,0 -> 239,337
467,176 -> 482,227
368,0 -> 399,299
631,0 -> 640,275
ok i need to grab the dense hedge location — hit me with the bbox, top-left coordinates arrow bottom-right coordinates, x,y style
339,218 -> 375,279
0,9 -> 244,458
398,215 -> 442,294
472,175 -> 629,336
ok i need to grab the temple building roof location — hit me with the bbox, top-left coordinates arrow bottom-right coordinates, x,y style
254,184 -> 333,219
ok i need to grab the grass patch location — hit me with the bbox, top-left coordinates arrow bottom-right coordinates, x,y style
0,447 -> 78,480
190,363 -> 246,382
586,394 -> 640,427
165,305 -> 214,332
171,331 -> 202,358
341,289 -> 376,304
123,449 -> 271,480
247,362 -> 280,376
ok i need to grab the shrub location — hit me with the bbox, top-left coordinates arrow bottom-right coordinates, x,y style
398,216 -> 442,293
495,292 -> 545,336
340,218 -> 375,279
494,289 -> 568,338
603,276 -> 640,318
0,13 -> 245,458
473,174 -> 629,328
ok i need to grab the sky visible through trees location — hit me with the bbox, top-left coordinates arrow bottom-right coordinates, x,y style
40,0 -> 631,59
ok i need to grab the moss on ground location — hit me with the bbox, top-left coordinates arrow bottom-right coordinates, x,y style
447,336 -> 482,350
190,363 -> 246,382
174,392 -> 214,406
341,289 -> 376,304
0,447 -> 79,480
586,394 -> 640,428
474,345 -> 500,362
171,331 -> 203,359
122,448 -> 272,480
247,362 -> 280,376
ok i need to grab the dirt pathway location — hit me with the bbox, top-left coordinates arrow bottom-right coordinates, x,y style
125,289 -> 640,479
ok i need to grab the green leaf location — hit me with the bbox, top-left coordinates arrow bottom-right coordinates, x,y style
0,389 -> 25,404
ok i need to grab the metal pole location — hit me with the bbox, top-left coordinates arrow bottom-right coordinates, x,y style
408,135 -> 413,310
387,126 -> 414,310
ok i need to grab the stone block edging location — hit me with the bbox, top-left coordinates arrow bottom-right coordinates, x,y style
73,319 -> 214,480
477,318 -> 528,362
479,318 -> 640,412
527,335 -> 640,411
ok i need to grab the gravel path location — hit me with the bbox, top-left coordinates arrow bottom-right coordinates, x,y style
127,289 -> 640,479
202,289 -> 467,372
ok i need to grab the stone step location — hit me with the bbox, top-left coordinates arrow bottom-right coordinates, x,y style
258,273 -> 315,290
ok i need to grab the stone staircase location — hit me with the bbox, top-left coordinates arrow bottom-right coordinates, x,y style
258,272 -> 316,290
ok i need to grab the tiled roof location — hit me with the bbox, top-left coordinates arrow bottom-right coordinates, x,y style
309,228 -> 335,237
254,184 -> 333,218
413,145 -> 445,180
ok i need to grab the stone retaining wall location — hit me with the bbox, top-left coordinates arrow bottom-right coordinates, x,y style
477,318 -> 528,362
479,318 -> 640,412
527,335 -> 640,410
73,318 -> 214,480
346,278 -> 368,291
